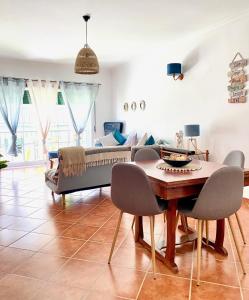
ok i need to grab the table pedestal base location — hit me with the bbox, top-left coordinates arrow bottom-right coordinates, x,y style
135,215 -> 228,274
137,238 -> 178,273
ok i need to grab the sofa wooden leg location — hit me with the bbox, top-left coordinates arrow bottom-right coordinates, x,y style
49,159 -> 53,169
51,191 -> 55,202
61,194 -> 66,206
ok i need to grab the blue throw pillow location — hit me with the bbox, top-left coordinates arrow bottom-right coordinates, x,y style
113,130 -> 127,145
145,135 -> 155,145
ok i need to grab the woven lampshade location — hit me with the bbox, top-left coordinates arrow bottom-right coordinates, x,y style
74,44 -> 99,74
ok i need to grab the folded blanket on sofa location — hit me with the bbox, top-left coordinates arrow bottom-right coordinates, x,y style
85,148 -> 131,167
45,146 -> 131,185
60,146 -> 86,176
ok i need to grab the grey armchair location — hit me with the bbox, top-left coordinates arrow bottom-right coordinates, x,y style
178,166 -> 246,285
108,163 -> 168,278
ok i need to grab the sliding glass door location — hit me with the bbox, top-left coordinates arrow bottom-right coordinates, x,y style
0,91 -> 93,165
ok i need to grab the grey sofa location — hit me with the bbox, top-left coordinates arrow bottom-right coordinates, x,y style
45,146 -> 131,199
131,145 -> 195,161
45,144 -> 194,204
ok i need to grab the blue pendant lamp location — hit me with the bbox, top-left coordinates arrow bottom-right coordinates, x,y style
167,63 -> 184,80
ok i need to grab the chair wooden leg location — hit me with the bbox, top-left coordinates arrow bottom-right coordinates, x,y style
163,211 -> 167,223
235,212 -> 246,245
175,212 -> 180,230
228,217 -> 246,274
61,194 -> 65,205
197,219 -> 203,286
182,216 -> 189,235
51,191 -> 55,202
150,215 -> 156,279
131,216 -> 135,229
108,211 -> 123,264
205,220 -> 209,245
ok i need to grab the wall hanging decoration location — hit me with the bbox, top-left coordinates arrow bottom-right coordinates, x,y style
139,100 -> 146,110
228,52 -> 247,103
123,102 -> 129,111
131,101 -> 137,111
75,14 -> 99,75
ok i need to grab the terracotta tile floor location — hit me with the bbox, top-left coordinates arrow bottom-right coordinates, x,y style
0,166 -> 249,299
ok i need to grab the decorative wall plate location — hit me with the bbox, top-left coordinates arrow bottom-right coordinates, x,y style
123,102 -> 129,111
131,101 -> 137,111
139,100 -> 146,110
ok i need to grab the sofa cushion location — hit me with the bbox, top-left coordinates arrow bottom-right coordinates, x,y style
137,133 -> 148,146
113,130 -> 126,145
124,132 -> 138,146
98,133 -> 119,147
48,151 -> 59,159
145,135 -> 155,145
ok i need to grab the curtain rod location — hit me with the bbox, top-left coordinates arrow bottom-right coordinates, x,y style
1,76 -> 101,86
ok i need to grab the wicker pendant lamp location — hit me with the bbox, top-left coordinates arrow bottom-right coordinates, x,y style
74,14 -> 99,74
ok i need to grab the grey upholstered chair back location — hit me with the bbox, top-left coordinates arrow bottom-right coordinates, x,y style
134,148 -> 160,162
111,163 -> 163,216
223,150 -> 245,168
190,166 -> 243,220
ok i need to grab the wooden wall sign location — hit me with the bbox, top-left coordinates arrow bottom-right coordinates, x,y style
228,52 -> 248,103
229,96 -> 246,103
229,74 -> 247,84
230,90 -> 247,98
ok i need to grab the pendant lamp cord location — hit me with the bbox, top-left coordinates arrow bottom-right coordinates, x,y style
85,21 -> 88,45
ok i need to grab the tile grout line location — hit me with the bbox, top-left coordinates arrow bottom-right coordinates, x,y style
6,191 -> 113,276
61,206 -> 135,297
3,189 -> 128,298
9,189 -> 108,234
33,196 -> 132,293
135,223 -> 165,300
1,192 -> 105,249
226,218 -> 244,299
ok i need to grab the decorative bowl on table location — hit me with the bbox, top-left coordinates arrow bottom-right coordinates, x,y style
162,153 -> 192,167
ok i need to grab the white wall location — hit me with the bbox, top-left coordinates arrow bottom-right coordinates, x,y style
111,13 -> 249,167
0,58 -> 113,138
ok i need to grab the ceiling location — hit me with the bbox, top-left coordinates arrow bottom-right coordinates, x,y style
0,0 -> 249,66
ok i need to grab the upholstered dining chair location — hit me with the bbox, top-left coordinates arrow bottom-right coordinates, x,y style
134,147 -> 160,162
178,166 -> 246,286
132,148 -> 161,228
223,150 -> 246,244
205,150 -> 246,245
108,163 -> 168,278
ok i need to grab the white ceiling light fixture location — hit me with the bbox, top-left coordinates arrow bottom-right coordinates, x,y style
74,14 -> 99,75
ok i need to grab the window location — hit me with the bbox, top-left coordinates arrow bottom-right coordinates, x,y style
0,90 -> 93,164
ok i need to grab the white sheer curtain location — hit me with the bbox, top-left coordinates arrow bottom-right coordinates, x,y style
60,82 -> 99,146
0,77 -> 25,156
27,80 -> 59,154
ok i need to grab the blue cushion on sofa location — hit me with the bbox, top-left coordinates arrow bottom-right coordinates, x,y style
145,135 -> 155,145
113,130 -> 127,145
48,151 -> 58,159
